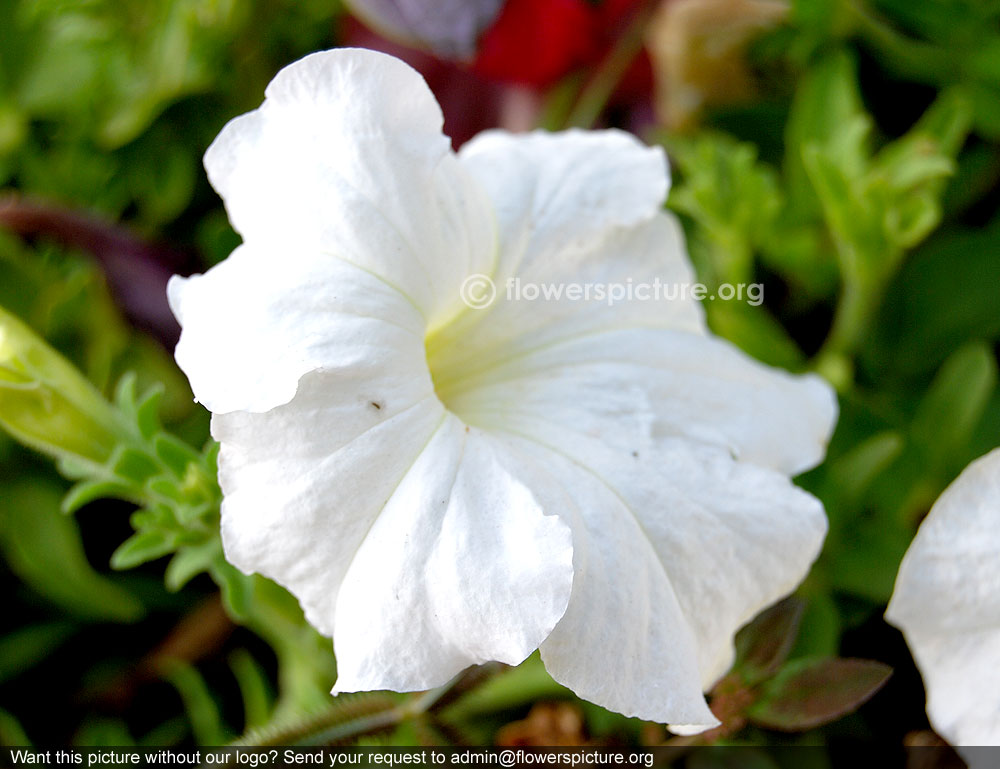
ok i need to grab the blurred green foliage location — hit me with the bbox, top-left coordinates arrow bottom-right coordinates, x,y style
0,0 -> 998,756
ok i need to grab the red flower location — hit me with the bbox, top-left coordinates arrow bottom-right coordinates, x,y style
473,0 -> 649,88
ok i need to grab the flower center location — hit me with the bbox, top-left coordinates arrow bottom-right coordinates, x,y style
424,306 -> 501,427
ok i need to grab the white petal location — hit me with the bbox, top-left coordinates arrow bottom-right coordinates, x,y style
444,327 -> 835,477
214,370 -> 444,637
445,323 -> 831,722
886,448 -> 1000,755
496,435 -> 719,728
451,135 -> 703,350
624,441 -> 828,688
168,245 -> 426,414
428,213 -> 707,406
333,417 -> 573,693
458,129 -> 671,279
204,48 -> 496,324
215,382 -> 573,688
496,419 -> 825,710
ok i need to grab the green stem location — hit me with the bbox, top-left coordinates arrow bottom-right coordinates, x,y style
565,0 -> 657,128
230,676 -> 463,748
303,706 -> 402,745
812,275 -> 876,390
845,0 -> 951,85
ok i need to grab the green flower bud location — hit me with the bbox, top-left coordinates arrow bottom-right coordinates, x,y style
0,305 -> 133,465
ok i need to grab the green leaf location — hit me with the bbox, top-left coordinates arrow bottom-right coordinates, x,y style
134,386 -> 164,440
164,538 -> 223,592
0,622 -> 75,684
154,433 -> 202,479
747,658 -> 891,731
866,221 -> 1000,377
666,132 -> 783,285
113,372 -> 141,416
0,707 -> 31,747
822,430 -> 904,518
0,481 -> 145,622
785,50 -> 868,211
910,342 -> 997,475
160,660 -> 228,747
229,650 -> 274,732
827,517 -> 912,602
0,302 -> 135,465
440,652 -> 571,720
72,719 -> 135,747
801,138 -> 881,279
211,559 -> 255,621
62,478 -> 140,513
788,592 -> 841,659
706,302 -> 806,370
109,446 -> 160,484
111,529 -> 176,570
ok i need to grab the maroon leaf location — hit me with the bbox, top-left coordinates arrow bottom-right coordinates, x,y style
746,657 -> 892,732
734,596 -> 806,684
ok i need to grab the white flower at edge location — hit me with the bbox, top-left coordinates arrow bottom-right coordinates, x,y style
167,48 -> 837,731
886,448 -> 1000,759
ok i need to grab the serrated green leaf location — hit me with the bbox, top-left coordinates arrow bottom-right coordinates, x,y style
747,657 -> 891,731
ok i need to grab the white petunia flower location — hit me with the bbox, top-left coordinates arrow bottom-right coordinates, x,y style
168,48 -> 836,731
886,448 -> 1000,757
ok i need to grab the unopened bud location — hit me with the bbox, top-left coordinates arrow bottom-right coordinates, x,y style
0,306 -> 132,464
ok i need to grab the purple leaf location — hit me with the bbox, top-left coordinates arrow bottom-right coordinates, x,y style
345,0 -> 505,59
747,657 -> 892,732
734,597 -> 805,684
